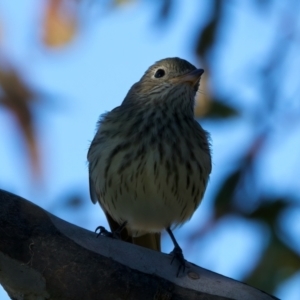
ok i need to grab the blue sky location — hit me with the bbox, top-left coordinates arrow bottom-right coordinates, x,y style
0,0 -> 299,299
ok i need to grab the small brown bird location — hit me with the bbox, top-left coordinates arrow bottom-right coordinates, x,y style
88,57 -> 211,272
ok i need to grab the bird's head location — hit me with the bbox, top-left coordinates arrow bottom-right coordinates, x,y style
122,57 -> 204,113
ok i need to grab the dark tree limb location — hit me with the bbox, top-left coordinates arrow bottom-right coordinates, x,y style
0,189 -> 278,300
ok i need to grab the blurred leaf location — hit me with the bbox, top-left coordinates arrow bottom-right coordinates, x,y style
156,0 -> 173,23
113,0 -> 133,5
203,100 -> 239,119
252,0 -> 273,11
244,133 -> 267,164
246,235 -> 300,293
195,0 -> 223,59
195,74 -> 238,119
0,67 -> 42,180
214,168 -> 242,218
0,18 -> 3,45
194,73 -> 211,117
247,199 -> 291,227
65,194 -> 84,209
42,0 -> 78,47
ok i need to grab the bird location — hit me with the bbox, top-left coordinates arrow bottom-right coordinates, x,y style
88,57 -> 211,274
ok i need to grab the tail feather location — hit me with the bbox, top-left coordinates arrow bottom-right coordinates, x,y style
132,233 -> 161,251
105,212 -> 161,251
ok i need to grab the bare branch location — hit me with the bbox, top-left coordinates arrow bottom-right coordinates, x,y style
0,190 -> 278,300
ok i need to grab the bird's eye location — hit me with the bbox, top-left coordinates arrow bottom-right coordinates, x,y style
154,69 -> 165,78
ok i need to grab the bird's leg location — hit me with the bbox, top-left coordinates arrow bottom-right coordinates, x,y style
166,227 -> 186,276
95,221 -> 127,239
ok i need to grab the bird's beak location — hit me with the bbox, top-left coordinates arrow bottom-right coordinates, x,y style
171,69 -> 204,88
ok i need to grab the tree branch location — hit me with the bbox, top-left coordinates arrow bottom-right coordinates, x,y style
0,189 -> 278,300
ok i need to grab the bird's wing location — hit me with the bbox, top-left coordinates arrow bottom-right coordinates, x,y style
87,110 -> 161,251
88,175 -> 98,204
87,122 -> 106,205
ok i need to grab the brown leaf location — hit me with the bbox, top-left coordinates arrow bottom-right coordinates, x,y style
194,73 -> 212,117
195,72 -> 238,119
42,0 -> 78,47
0,67 -> 42,181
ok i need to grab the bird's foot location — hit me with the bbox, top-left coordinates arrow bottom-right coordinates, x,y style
95,226 -> 115,238
95,221 -> 127,239
170,246 -> 186,277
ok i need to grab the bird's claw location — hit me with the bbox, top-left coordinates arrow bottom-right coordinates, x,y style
95,226 -> 121,239
95,226 -> 113,238
170,246 -> 186,277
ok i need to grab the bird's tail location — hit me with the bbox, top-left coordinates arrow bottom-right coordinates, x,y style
132,233 -> 161,251
105,212 -> 161,251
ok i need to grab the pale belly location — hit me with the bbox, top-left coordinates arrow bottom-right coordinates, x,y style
93,145 -> 209,237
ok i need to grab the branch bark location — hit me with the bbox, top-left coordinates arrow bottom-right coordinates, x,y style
0,189 -> 278,300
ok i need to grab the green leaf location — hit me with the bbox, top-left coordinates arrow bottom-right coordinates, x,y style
196,0 -> 223,57
246,235 -> 300,294
214,168 -> 242,218
248,199 -> 291,226
205,101 -> 239,119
